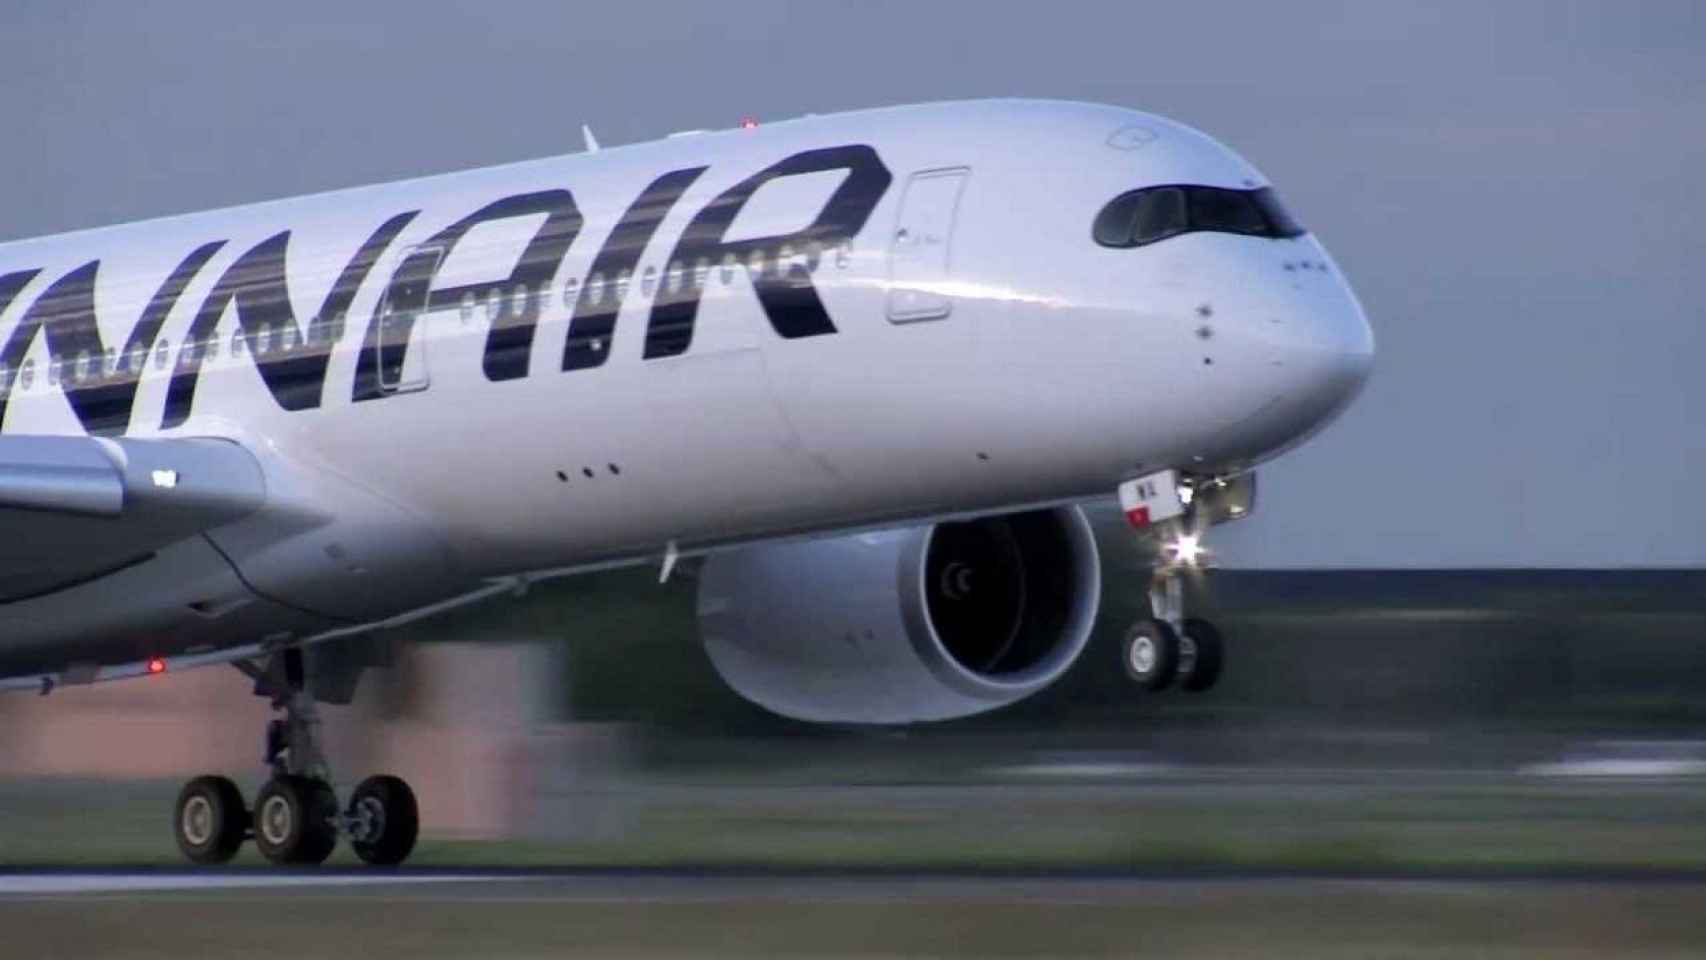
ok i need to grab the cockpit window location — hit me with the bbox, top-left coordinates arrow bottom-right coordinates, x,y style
1133,188 -> 1187,245
1188,187 -> 1269,236
1094,185 -> 1304,248
1252,188 -> 1304,238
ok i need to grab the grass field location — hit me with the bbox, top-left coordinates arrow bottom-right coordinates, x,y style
6,770 -> 1706,873
6,770 -> 1706,957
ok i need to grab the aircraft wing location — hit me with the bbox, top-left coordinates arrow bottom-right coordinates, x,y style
0,435 -> 265,600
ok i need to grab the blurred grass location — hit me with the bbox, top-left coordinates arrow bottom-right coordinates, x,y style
9,773 -> 1706,958
8,774 -> 1706,873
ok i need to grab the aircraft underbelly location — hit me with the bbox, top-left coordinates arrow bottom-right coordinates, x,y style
0,536 -> 330,679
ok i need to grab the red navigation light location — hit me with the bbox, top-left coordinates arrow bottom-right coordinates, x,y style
147,657 -> 167,675
739,117 -> 759,130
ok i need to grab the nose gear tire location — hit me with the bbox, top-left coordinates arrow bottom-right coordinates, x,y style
1178,618 -> 1225,692
1121,618 -> 1180,691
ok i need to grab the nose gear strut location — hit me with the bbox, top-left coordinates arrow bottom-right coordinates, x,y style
1115,470 -> 1252,693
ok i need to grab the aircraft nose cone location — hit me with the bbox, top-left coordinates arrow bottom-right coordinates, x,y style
1272,284 -> 1375,436
1138,239 -> 1376,468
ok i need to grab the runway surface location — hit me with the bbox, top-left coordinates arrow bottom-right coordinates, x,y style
3,868 -> 1706,958
8,865 -> 1706,899
6,865 -> 1706,905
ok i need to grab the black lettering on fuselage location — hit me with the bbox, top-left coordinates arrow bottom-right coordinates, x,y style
0,142 -> 895,433
165,213 -> 416,428
643,144 -> 892,359
0,245 -> 223,435
563,168 -> 706,371
354,191 -> 581,399
0,269 -> 43,429
0,270 -> 40,326
0,270 -> 38,313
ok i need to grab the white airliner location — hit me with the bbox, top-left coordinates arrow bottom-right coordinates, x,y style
0,99 -> 1371,865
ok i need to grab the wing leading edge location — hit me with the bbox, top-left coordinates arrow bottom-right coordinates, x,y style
0,436 -> 265,601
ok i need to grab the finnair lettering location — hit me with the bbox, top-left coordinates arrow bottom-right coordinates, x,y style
353,192 -> 580,401
644,144 -> 892,359
0,244 -> 223,435
168,216 -> 416,427
0,144 -> 893,435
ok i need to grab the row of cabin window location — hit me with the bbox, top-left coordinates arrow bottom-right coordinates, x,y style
451,239 -> 855,323
2,240 -> 858,394
0,320 -> 339,394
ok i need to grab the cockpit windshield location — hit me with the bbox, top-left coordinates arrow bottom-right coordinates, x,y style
1093,185 -> 1305,248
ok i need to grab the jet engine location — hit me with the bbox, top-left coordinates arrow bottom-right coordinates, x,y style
697,507 -> 1100,723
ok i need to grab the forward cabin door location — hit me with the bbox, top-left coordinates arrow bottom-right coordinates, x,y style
374,243 -> 445,394
886,168 -> 969,322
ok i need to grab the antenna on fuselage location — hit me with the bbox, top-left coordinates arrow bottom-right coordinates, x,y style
581,124 -> 601,154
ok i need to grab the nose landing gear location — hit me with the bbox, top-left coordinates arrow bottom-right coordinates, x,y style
169,646 -> 420,866
1119,578 -> 1225,693
1116,470 -> 1250,694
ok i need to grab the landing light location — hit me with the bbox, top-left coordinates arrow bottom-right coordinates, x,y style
1169,534 -> 1205,567
739,117 -> 759,129
147,657 -> 167,675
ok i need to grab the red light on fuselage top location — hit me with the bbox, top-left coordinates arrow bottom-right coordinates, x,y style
739,117 -> 759,130
147,657 -> 167,675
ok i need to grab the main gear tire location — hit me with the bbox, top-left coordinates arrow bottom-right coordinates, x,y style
174,775 -> 248,865
252,775 -> 338,866
347,774 -> 420,867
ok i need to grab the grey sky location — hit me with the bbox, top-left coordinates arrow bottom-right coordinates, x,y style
1,1 -> 1701,567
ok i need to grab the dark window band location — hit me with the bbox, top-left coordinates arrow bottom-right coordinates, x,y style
1093,185 -> 1304,248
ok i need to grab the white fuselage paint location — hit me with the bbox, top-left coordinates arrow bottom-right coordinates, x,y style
0,100 -> 1373,680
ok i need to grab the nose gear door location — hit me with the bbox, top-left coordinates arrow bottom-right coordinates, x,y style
886,168 -> 969,323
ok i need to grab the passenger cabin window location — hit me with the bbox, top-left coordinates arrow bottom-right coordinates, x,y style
1094,185 -> 1304,248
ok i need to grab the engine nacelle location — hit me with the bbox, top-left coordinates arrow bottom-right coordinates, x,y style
697,507 -> 1101,723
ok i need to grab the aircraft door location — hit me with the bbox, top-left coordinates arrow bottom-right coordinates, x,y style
374,243 -> 445,394
886,168 -> 969,323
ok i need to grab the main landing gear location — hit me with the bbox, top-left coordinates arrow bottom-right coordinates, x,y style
172,647 -> 419,867
1115,469 -> 1252,694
